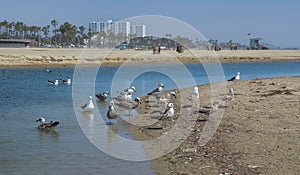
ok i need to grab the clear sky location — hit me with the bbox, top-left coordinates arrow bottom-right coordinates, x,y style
1,0 -> 299,48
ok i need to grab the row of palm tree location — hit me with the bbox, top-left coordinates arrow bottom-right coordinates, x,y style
0,19 -> 88,47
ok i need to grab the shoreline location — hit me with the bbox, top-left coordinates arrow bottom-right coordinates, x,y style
128,76 -> 300,174
1,48 -> 300,68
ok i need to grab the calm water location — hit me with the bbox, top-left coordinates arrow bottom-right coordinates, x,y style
0,61 -> 299,175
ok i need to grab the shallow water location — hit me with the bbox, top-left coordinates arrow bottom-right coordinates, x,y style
0,61 -> 299,175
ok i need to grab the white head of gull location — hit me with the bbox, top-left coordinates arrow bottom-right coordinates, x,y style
81,96 -> 94,112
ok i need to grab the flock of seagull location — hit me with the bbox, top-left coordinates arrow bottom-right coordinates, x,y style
36,69 -> 240,130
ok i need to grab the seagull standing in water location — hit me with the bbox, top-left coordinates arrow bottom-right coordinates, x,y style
95,91 -> 110,102
36,117 -> 59,130
159,103 -> 174,129
107,101 -> 119,125
228,72 -> 240,81
81,96 -> 94,112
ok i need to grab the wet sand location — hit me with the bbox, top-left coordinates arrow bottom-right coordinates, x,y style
1,48 -> 300,67
129,76 -> 300,174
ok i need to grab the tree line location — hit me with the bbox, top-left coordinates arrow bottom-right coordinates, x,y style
0,20 -> 88,47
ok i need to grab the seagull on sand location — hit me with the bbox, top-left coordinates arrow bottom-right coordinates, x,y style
189,86 -> 200,107
199,102 -> 219,114
223,87 -> 235,103
228,72 -> 240,81
48,80 -> 59,86
147,83 -> 165,100
95,91 -> 110,101
81,96 -> 95,112
36,117 -> 59,130
159,91 -> 177,106
107,101 -> 119,125
159,102 -> 174,129
116,86 -> 136,101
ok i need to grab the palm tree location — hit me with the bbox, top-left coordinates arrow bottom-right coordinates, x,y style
51,19 -> 58,46
42,25 -> 50,46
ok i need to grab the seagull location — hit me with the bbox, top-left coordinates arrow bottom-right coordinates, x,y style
95,91 -> 110,101
107,101 -> 119,125
228,72 -> 240,81
115,97 -> 141,115
199,102 -> 219,114
81,96 -> 94,112
147,83 -> 165,100
159,102 -> 174,129
36,117 -> 59,130
46,69 -> 52,73
48,80 -> 59,86
189,86 -> 200,107
116,86 -> 136,101
223,87 -> 235,102
61,79 -> 71,84
159,91 -> 177,106
124,86 -> 136,95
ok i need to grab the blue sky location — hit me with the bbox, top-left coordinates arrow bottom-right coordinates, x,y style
1,0 -> 299,48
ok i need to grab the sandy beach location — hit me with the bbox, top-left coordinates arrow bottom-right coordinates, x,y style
1,48 -> 300,67
128,76 -> 300,174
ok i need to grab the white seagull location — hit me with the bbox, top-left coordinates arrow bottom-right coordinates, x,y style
228,72 -> 240,81
81,96 -> 95,112
189,86 -> 200,107
159,102 -> 174,129
107,101 -> 119,125
48,80 -> 59,86
36,117 -> 59,130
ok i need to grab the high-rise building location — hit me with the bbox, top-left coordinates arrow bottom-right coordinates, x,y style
99,19 -> 113,33
89,22 -> 100,35
113,21 -> 130,36
131,25 -> 146,37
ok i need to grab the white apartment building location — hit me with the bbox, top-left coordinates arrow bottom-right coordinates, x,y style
89,20 -> 146,37
130,25 -> 146,37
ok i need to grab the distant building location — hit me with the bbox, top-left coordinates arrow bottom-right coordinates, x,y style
130,25 -> 146,37
99,19 -> 113,33
89,20 -> 146,37
113,21 -> 130,36
0,39 -> 30,48
89,22 -> 100,35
